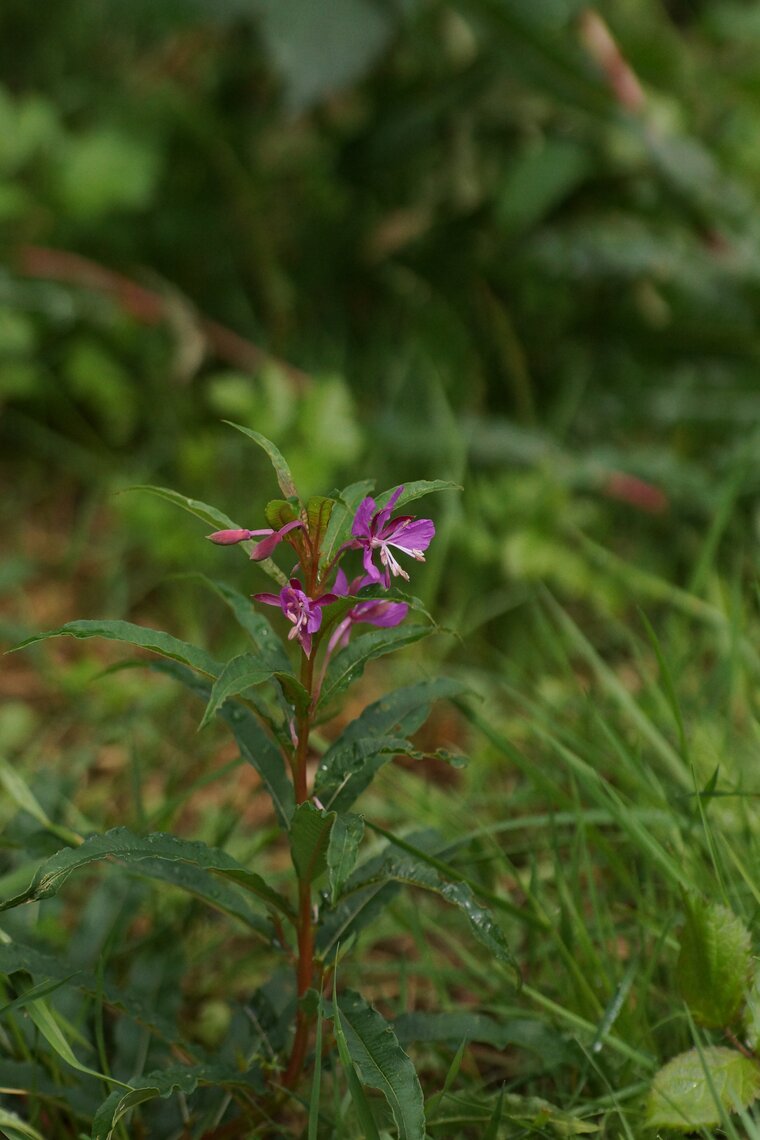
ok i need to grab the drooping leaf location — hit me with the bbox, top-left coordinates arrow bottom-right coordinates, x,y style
344,853 -> 514,967
25,997 -> 128,1087
647,1047 -> 760,1129
326,812 -> 365,903
393,1012 -> 574,1066
333,989 -> 425,1140
131,484 -> 287,586
0,941 -> 185,1047
127,484 -> 242,533
11,620 -> 220,678
0,755 -> 82,847
677,896 -> 752,1026
326,678 -> 467,744
91,1062 -> 264,1140
289,802 -> 335,884
145,660 -> 294,826
183,576 -> 292,671
318,625 -> 431,713
317,881 -> 399,960
0,828 -> 293,919
223,422 -> 299,498
315,735 -> 420,811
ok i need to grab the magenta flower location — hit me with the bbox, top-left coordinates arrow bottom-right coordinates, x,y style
350,487 -> 435,588
207,519 -> 303,561
326,568 -> 409,654
254,578 -> 337,658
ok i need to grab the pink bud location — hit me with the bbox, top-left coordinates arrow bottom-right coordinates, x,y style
207,528 -> 256,545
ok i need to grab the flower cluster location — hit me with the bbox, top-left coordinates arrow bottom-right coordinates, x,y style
208,487 -> 434,660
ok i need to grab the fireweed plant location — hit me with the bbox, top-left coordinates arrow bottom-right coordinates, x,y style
4,427 -> 516,1139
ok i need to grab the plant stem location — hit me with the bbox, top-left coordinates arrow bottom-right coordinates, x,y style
283,646 -> 318,1088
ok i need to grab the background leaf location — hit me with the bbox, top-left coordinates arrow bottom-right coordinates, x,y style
648,1047 -> 760,1129
677,897 -> 752,1026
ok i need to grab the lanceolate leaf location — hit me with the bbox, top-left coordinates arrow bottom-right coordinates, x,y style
333,989 -> 425,1140
145,660 -> 294,826
130,485 -> 288,586
677,896 -> 752,1026
327,678 -> 467,745
345,853 -> 514,966
128,484 -> 242,532
183,576 -> 292,670
327,813 -> 365,903
0,828 -> 294,920
317,881 -> 399,960
316,679 -> 470,810
11,620 -> 221,678
315,735 -> 421,812
321,478 -> 375,565
374,480 -> 460,510
648,1047 -> 760,1129
224,422 -> 299,498
290,802 -> 335,884
318,625 -> 431,713
91,1062 -> 264,1140
0,942 -> 186,1047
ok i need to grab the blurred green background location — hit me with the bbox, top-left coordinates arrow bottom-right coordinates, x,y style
2,0 -> 759,651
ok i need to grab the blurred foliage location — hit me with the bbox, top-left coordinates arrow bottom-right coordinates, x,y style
0,0 -> 758,690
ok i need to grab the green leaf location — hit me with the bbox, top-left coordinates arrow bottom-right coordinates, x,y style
290,802 -> 335,884
184,576 -> 292,670
223,422 -> 298,498
126,484 -> 240,533
334,989 -> 425,1140
321,478 -> 374,565
332,982 -> 382,1140
0,755 -> 82,846
374,480 -> 460,510
91,1062 -> 263,1140
346,853 -> 514,967
11,619 -> 220,679
393,1012 -> 573,1065
314,674 -> 469,811
199,653 -> 277,729
647,1047 -> 760,1129
264,497 -> 299,530
306,494 -> 334,551
26,997 -> 129,1087
0,828 -> 293,919
315,735 -> 420,812
317,881 -> 399,960
677,896 -> 752,1026
0,941 -> 186,1047
318,625 -> 432,713
145,660 -> 294,827
326,812 -> 365,903
132,484 -> 288,587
